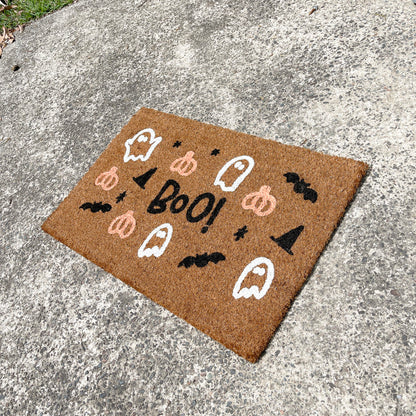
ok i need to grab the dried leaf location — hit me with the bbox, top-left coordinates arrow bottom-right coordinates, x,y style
0,4 -> 17,13
0,26 -> 14,58
309,6 -> 318,15
6,30 -> 14,43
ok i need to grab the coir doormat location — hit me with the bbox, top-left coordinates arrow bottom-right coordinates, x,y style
42,108 -> 368,362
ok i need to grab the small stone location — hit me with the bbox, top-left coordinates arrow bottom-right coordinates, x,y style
12,65 -> 20,72
390,289 -> 400,297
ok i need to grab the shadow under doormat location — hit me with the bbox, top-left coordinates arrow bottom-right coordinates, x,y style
42,108 -> 368,362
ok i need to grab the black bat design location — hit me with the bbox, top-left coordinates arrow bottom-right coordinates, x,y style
283,172 -> 318,203
79,201 -> 112,213
178,252 -> 226,268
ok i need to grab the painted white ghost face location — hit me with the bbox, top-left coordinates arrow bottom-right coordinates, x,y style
213,156 -> 255,192
124,128 -> 162,162
137,223 -> 173,258
232,257 -> 275,300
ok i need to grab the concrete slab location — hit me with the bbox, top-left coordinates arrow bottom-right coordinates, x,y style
1,0 -> 415,414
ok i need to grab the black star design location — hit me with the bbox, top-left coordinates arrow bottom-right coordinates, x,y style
211,148 -> 220,156
116,191 -> 127,203
173,141 -> 182,148
234,225 -> 248,241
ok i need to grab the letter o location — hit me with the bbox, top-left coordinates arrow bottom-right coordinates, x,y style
170,194 -> 189,214
186,193 -> 215,223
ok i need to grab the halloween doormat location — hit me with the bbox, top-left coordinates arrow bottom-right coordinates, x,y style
42,108 -> 368,362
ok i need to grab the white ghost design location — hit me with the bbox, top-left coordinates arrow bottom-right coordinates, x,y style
232,257 -> 275,300
213,156 -> 255,192
124,128 -> 162,162
137,223 -> 173,258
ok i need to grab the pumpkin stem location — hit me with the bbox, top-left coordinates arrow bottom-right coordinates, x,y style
259,185 -> 271,195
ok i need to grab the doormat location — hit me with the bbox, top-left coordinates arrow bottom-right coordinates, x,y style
42,108 -> 368,362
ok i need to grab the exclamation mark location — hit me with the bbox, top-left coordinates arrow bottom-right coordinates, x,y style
201,197 -> 227,233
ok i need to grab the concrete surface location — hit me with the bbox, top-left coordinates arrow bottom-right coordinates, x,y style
1,0 -> 415,414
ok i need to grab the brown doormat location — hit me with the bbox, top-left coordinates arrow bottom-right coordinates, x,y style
42,108 -> 368,362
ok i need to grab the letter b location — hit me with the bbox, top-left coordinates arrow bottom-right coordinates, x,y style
147,179 -> 180,214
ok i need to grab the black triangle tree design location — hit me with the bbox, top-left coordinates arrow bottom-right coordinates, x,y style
270,225 -> 304,255
133,167 -> 157,189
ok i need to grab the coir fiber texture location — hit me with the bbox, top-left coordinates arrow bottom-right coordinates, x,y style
42,108 -> 368,362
